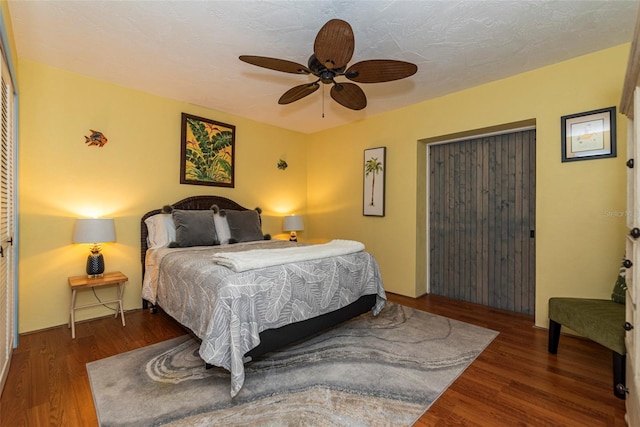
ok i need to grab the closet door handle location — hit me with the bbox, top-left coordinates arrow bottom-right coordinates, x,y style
624,259 -> 633,269
631,228 -> 640,239
624,322 -> 634,331
627,159 -> 634,168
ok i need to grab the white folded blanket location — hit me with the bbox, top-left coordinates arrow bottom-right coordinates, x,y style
212,239 -> 365,272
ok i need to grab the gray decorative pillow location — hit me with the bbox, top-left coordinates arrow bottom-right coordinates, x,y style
171,209 -> 219,247
224,209 -> 263,243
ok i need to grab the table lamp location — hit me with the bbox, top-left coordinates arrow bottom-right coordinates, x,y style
73,218 -> 116,278
283,215 -> 304,242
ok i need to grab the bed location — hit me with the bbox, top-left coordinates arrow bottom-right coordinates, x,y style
140,195 -> 386,397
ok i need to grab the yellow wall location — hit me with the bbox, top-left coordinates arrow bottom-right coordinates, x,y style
306,44 -> 630,328
18,60 -> 307,332
17,44 -> 630,332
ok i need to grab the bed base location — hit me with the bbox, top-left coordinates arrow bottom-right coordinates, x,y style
245,293 -> 376,360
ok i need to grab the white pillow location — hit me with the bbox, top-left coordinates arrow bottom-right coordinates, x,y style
214,213 -> 231,244
144,214 -> 176,249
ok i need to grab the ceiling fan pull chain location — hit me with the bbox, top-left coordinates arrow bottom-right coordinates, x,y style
322,85 -> 325,118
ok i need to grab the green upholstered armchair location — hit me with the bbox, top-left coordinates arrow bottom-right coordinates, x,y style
547,263 -> 627,399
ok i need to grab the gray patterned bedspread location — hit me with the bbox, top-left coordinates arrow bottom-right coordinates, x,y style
141,240 -> 386,397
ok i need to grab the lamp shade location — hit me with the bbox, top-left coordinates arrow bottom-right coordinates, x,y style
283,215 -> 304,232
73,218 -> 116,244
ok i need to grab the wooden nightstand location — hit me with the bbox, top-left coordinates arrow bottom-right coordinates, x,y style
68,271 -> 128,339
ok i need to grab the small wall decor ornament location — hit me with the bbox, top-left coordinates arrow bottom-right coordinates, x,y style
85,130 -> 108,147
277,159 -> 288,170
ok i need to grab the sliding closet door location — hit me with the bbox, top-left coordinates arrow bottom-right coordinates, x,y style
429,129 -> 536,315
0,46 -> 15,395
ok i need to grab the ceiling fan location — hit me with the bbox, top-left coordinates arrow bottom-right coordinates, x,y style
239,19 -> 418,111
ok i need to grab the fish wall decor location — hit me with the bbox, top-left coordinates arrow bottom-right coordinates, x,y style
85,130 -> 108,147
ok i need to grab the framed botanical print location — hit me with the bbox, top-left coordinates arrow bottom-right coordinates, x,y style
180,113 -> 235,187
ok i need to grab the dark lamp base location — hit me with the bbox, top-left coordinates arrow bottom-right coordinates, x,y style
86,253 -> 105,278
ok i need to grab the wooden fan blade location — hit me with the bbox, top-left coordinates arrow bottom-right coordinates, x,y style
330,83 -> 367,110
345,60 -> 418,83
314,19 -> 354,70
279,83 -> 320,105
239,55 -> 310,74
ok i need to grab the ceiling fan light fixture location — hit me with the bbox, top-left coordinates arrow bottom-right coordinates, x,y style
319,70 -> 335,84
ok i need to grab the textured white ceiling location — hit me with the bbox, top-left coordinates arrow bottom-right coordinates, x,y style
7,0 -> 639,134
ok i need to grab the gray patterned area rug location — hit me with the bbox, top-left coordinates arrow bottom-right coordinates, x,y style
87,303 -> 498,426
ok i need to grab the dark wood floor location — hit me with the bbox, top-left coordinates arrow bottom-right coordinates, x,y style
0,293 -> 627,426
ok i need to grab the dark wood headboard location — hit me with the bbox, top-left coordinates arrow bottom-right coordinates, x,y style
140,195 -> 249,265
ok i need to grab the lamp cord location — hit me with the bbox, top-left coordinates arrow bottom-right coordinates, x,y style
92,287 -> 117,312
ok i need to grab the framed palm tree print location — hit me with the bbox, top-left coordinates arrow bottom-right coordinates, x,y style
180,113 -> 235,187
363,147 -> 386,216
